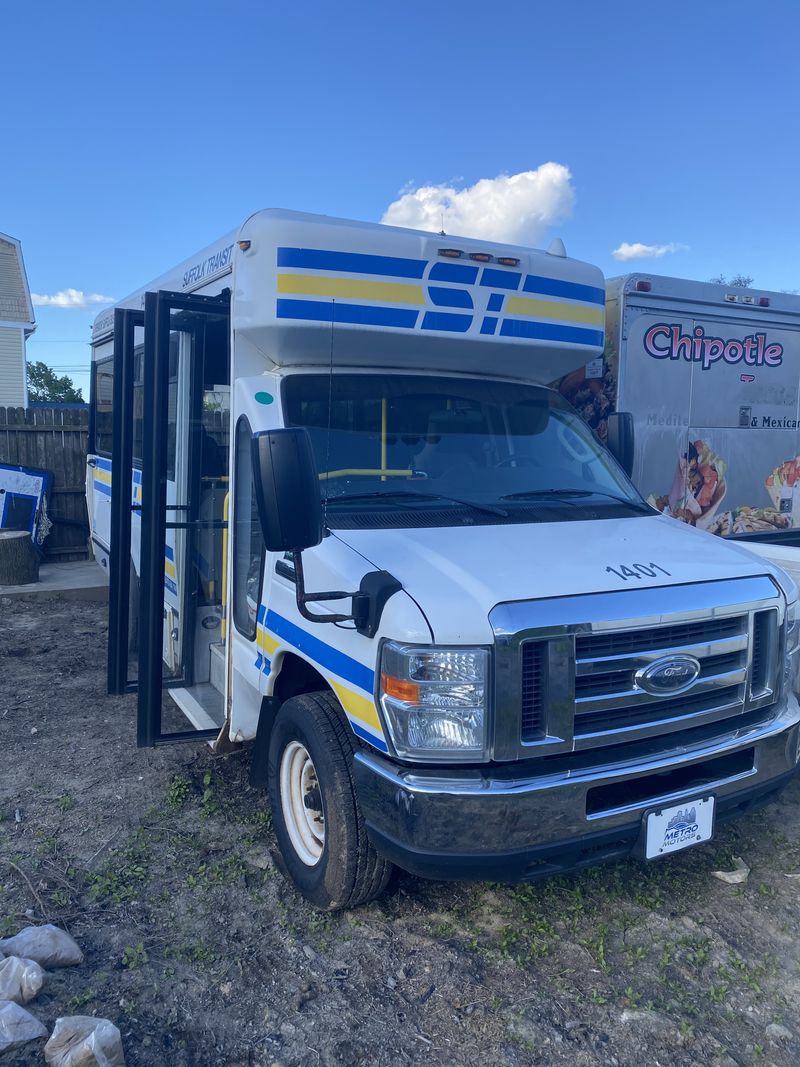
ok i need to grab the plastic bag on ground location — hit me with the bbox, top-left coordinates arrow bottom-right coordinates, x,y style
0,999 -> 48,1053
0,924 -> 83,968
45,1016 -> 125,1067
0,955 -> 46,1003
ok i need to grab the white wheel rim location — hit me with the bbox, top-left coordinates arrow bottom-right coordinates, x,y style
279,741 -> 325,866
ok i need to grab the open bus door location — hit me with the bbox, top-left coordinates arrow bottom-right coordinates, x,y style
108,306 -> 143,695
108,289 -> 231,745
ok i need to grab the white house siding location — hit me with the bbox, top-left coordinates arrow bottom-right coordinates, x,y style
0,327 -> 27,406
0,239 -> 31,322
0,233 -> 35,406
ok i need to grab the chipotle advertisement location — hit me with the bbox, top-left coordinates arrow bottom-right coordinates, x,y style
553,314 -> 800,537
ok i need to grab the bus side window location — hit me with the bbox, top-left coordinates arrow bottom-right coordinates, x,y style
232,417 -> 265,639
92,357 -> 114,457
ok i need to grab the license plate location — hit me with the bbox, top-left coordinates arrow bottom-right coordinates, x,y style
644,796 -> 715,860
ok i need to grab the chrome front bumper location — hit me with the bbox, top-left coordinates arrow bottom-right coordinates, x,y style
354,695 -> 800,880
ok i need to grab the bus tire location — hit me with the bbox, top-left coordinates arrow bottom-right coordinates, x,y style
267,690 -> 393,910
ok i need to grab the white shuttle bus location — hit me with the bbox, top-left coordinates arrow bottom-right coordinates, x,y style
88,210 -> 800,909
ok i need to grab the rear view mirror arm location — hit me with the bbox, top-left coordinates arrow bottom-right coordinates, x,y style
292,549 -> 362,625
292,551 -> 402,639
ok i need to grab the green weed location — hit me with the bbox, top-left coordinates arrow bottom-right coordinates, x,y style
200,771 -> 222,818
174,942 -> 217,965
166,773 -> 192,810
89,838 -> 150,903
0,915 -> 17,937
249,807 -> 273,832
185,855 -> 247,890
66,989 -> 96,1011
49,889 -> 71,910
122,943 -> 148,969
585,923 -> 610,972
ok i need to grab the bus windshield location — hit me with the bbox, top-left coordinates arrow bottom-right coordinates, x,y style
283,373 -> 647,526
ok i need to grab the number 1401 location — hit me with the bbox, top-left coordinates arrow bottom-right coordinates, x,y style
606,562 -> 672,581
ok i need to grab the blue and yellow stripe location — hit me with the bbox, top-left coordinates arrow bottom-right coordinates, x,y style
277,298 -> 419,330
277,273 -> 425,305
522,273 -> 605,305
92,458 -> 143,502
277,247 -> 426,279
276,246 -> 604,350
164,543 -> 177,596
93,456 -> 112,497
255,605 -> 388,753
92,458 -> 178,597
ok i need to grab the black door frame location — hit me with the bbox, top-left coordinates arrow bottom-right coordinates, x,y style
137,289 -> 230,747
107,307 -> 143,695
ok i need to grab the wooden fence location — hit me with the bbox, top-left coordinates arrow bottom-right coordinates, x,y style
0,406 -> 90,562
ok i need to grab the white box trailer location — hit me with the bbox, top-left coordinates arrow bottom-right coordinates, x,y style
556,274 -> 800,540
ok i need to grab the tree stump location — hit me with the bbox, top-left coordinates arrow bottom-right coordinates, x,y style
0,531 -> 39,585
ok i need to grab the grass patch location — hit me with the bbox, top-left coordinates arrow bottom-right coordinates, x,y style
89,835 -> 150,904
166,773 -> 192,811
122,942 -> 148,969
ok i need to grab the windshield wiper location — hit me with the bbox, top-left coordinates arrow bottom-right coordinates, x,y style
327,489 -> 508,517
501,488 -> 652,512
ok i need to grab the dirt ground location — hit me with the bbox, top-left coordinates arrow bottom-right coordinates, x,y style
2,597 -> 800,1066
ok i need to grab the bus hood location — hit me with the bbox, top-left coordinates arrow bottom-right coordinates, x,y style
333,513 -> 793,644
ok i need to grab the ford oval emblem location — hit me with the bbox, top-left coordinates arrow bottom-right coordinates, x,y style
634,654 -> 701,696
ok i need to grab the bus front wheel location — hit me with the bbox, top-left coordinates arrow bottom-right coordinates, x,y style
267,691 -> 393,910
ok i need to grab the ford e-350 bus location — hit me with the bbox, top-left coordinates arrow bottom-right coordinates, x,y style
88,210 -> 800,909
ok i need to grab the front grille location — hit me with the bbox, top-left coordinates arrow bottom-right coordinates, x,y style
576,684 -> 742,736
751,610 -> 773,695
521,642 -> 546,739
574,651 -> 742,699
578,616 -> 742,659
572,613 -> 750,744
493,576 -> 783,762
538,705 -> 773,775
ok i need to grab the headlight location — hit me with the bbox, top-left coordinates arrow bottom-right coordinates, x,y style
379,642 -> 489,761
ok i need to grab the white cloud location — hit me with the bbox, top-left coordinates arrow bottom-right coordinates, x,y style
611,241 -> 688,262
31,289 -> 115,308
381,163 -> 575,245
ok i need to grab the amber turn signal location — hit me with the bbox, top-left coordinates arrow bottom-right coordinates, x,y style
381,673 -> 419,702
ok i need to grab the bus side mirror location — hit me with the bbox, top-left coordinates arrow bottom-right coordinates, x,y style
251,426 -> 401,634
606,412 -> 635,479
252,428 -> 323,552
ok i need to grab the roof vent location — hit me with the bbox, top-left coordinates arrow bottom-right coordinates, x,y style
547,238 -> 567,258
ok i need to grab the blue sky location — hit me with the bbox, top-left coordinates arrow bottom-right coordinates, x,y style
4,0 -> 800,399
